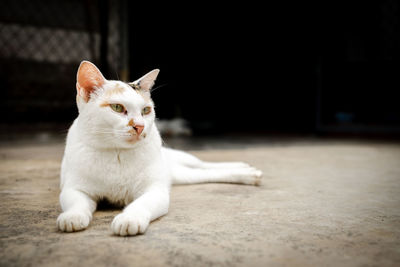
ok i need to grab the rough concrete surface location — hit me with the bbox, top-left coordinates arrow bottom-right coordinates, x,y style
0,138 -> 400,267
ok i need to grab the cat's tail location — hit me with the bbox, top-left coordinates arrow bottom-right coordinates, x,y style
162,148 -> 262,186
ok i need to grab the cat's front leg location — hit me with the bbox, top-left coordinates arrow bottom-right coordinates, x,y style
57,188 -> 97,232
111,186 -> 170,236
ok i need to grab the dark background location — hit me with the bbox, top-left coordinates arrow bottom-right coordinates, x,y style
1,0 -> 400,136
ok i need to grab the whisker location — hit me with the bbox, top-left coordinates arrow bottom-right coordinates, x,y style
150,83 -> 168,94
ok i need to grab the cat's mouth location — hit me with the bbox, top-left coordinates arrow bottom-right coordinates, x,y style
126,129 -> 144,143
126,130 -> 139,143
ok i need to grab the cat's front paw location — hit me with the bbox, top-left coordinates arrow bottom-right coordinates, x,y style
111,209 -> 150,236
57,211 -> 91,232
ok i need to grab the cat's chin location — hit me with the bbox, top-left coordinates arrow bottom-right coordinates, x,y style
126,135 -> 141,144
119,134 -> 147,148
107,131 -> 149,149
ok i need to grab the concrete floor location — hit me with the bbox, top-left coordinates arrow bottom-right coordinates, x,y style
0,137 -> 400,267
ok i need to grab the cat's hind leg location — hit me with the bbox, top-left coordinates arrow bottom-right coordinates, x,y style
163,147 -> 252,169
171,163 -> 262,186
199,161 -> 252,169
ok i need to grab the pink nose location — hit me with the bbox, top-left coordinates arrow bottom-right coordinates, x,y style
134,125 -> 144,135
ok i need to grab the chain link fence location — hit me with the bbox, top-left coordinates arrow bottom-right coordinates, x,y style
0,0 -> 123,123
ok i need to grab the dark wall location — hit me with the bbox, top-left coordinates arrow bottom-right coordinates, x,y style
317,2 -> 400,133
128,2 -> 318,133
128,2 -> 400,134
1,1 -> 400,135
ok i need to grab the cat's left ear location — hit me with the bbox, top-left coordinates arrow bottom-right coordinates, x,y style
129,69 -> 160,92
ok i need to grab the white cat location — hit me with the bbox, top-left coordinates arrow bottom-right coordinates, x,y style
57,61 -> 262,236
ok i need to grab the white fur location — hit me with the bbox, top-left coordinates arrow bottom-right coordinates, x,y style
57,64 -> 262,236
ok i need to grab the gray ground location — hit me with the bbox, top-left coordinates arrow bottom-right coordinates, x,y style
1,136 -> 400,267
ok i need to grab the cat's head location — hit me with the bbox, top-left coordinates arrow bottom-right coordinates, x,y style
75,60 -> 159,148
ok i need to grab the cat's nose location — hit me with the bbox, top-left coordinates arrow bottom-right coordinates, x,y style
133,125 -> 144,135
128,119 -> 144,136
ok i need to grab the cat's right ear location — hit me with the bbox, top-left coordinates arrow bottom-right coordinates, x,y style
76,61 -> 106,102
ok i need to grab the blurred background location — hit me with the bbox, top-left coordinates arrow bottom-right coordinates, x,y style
1,0 -> 400,140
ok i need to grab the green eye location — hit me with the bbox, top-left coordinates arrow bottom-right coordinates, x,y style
142,106 -> 151,115
110,104 -> 125,113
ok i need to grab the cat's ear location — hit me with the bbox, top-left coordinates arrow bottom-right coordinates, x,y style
76,61 -> 106,102
129,69 -> 160,92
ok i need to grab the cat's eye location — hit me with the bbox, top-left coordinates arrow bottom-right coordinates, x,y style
142,106 -> 151,115
110,104 -> 126,113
